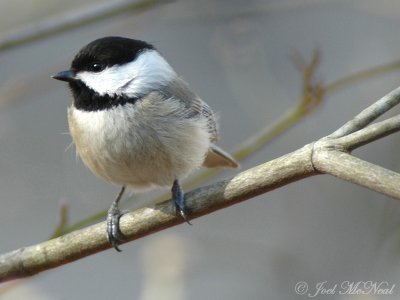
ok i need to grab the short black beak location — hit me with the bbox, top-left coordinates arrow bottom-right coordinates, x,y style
52,70 -> 77,82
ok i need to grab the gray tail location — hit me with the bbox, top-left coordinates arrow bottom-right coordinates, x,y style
203,143 -> 239,168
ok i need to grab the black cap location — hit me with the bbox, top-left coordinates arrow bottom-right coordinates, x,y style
71,36 -> 155,71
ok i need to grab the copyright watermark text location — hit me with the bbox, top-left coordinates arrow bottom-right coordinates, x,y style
294,281 -> 395,297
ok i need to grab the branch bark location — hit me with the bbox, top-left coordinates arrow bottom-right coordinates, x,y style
0,145 -> 316,282
1,85 -> 400,282
313,150 -> 400,199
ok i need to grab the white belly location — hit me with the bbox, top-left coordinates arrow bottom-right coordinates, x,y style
68,98 -> 210,190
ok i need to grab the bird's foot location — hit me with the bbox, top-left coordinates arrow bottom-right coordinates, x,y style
107,186 -> 126,252
172,179 -> 192,225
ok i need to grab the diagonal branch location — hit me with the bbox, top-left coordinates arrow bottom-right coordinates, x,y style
313,150 -> 400,199
0,145 -> 316,282
328,85 -> 400,138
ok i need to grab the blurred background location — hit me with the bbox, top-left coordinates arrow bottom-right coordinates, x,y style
1,0 -> 400,299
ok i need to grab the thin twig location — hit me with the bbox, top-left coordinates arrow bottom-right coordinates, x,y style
331,114 -> 400,151
325,60 -> 400,94
0,0 -> 170,52
328,85 -> 400,139
50,203 -> 69,238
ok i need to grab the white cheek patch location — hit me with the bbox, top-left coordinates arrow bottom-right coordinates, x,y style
76,49 -> 176,97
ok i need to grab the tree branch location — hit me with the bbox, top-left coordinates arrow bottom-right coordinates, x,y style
313,150 -> 400,199
329,115 -> 400,151
0,145 -> 316,282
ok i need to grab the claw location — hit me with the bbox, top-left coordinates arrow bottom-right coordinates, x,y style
107,186 -> 126,252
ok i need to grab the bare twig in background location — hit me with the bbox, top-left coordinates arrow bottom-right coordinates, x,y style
0,0 -> 170,52
1,84 -> 400,282
325,60 -> 400,94
50,203 -> 69,238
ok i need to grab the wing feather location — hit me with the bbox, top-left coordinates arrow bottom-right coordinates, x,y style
160,77 -> 219,141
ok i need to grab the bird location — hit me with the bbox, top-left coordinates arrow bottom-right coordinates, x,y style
53,36 -> 238,251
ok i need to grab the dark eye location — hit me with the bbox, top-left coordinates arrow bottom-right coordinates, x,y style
88,62 -> 105,72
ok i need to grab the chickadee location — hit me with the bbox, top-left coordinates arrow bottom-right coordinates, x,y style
53,36 -> 238,251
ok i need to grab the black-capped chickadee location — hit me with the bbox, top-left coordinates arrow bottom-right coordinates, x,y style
53,36 -> 238,251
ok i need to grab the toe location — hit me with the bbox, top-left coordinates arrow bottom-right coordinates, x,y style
107,207 -> 126,251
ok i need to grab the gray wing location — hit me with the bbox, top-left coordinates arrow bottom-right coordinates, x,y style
160,77 -> 238,168
161,77 -> 219,142
191,97 -> 219,142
